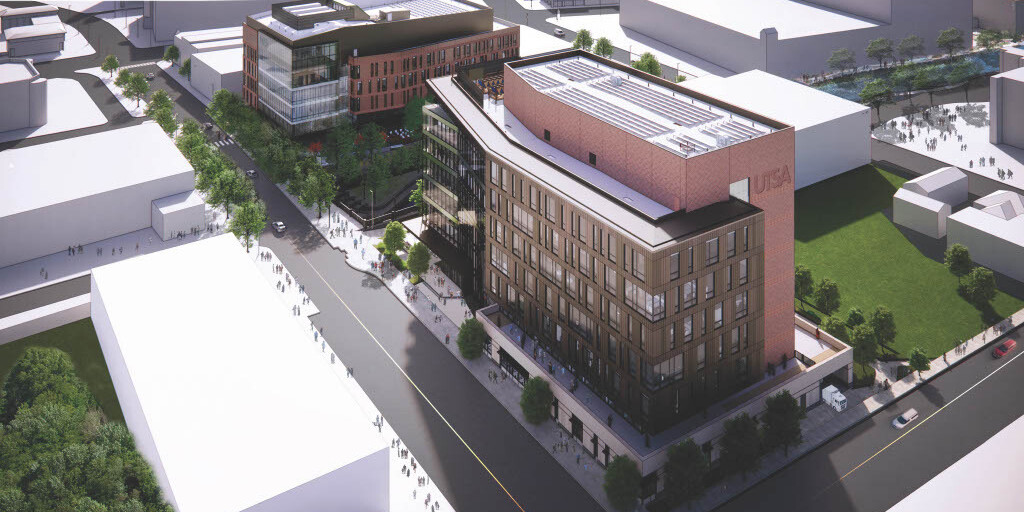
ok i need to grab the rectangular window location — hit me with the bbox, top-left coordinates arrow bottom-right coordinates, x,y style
673,287 -> 680,314
544,129 -> 551,141
608,301 -> 620,331
697,342 -> 706,370
512,204 -> 534,237
683,315 -> 693,342
605,266 -> 617,296
608,335 -> 617,362
726,265 -> 733,291
714,302 -> 723,329
589,152 -> 597,165
701,308 -> 707,335
687,246 -> 694,274
623,280 -> 666,322
670,252 -> 680,280
718,334 -> 724,360
631,249 -> 646,282
683,279 -> 697,308
705,271 -> 715,300
579,250 -> 590,278
607,234 -> 617,263
743,226 -> 749,252
735,290 -> 748,319
705,238 -> 719,266
739,258 -> 748,285
628,350 -> 637,376
501,167 -> 509,191
727,230 -> 737,258
730,327 -> 740,354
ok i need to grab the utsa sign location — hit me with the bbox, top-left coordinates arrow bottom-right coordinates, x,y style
753,165 -> 792,195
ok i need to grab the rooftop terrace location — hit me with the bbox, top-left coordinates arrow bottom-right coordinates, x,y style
253,0 -> 479,40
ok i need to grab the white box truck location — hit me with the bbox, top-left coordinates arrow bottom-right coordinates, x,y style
822,385 -> 847,412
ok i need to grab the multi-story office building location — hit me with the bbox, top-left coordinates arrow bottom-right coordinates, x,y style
427,50 -> 798,435
242,0 -> 519,135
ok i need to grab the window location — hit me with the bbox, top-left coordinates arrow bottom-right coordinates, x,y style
705,271 -> 715,300
673,287 -> 680,314
608,335 -> 618,362
550,230 -> 560,256
687,246 -> 694,274
735,290 -> 748,319
545,286 -> 553,311
544,129 -> 550,141
714,302 -> 723,329
743,226 -> 749,252
501,167 -> 509,191
566,272 -> 578,300
669,322 -> 676,349
727,231 -> 737,258
512,232 -> 523,258
607,234 -> 617,263
631,249 -> 646,282
650,354 -> 683,387
683,279 -> 697,308
701,308 -> 707,335
730,327 -> 740,354
605,267 -> 617,296
683,315 -> 693,342
696,342 -> 706,370
512,204 -> 534,237
608,301 -> 621,331
539,253 -> 563,285
586,285 -> 595,311
718,334 -> 724,359
628,350 -> 638,376
726,265 -> 733,291
623,280 -> 666,322
739,258 -> 748,285
589,152 -> 597,165
579,250 -> 590,277
545,196 -> 556,222
670,252 -> 680,280
705,238 -> 719,266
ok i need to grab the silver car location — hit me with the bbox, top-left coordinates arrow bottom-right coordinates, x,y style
892,408 -> 918,429
272,221 -> 286,233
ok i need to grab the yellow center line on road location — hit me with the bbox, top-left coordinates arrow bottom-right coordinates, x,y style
298,252 -> 527,512
815,347 -> 1024,500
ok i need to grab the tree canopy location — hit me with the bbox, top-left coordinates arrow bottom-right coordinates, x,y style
845,307 -> 866,328
961,267 -> 997,305
572,29 -> 594,51
869,306 -> 897,351
849,323 -> 878,366
908,346 -> 931,376
298,163 -> 337,219
456,318 -> 487,360
407,242 -> 430,279
936,27 -> 965,59
827,48 -> 856,74
814,278 -> 841,316
593,37 -> 614,58
603,455 -> 641,512
663,439 -> 708,507
865,37 -> 894,67
382,221 -> 406,256
178,57 -> 191,78
761,390 -> 805,456
229,200 -> 267,253
944,243 -> 972,282
897,35 -> 925,63
519,377 -> 553,425
631,52 -> 662,77
720,413 -> 761,479
859,78 -> 893,123
820,315 -> 847,342
101,55 -> 119,77
163,44 -> 179,63
794,265 -> 813,307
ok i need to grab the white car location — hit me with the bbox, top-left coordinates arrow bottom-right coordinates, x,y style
553,28 -> 565,37
892,408 -> 918,429
245,169 -> 257,178
272,221 -> 286,233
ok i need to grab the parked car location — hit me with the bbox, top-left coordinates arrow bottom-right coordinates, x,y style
245,170 -> 257,179
892,408 -> 918,429
146,72 -> 156,80
993,339 -> 1017,358
202,122 -> 213,131
272,221 -> 286,233
553,28 -> 565,37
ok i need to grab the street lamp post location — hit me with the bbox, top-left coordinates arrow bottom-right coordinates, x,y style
370,189 -> 375,230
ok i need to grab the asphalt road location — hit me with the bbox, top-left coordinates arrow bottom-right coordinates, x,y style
716,325 -> 1024,512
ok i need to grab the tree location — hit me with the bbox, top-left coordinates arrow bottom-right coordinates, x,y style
101,54 -> 120,77
814,278 -> 841,316
365,154 -> 390,197
889,65 -> 916,103
936,27 -> 965,60
794,265 -> 814,310
859,79 -> 893,125
178,57 -> 191,79
897,35 -> 925,64
827,48 -> 856,75
572,28 -> 594,51
663,439 -> 708,507
820,315 -> 848,342
849,324 -> 878,366
631,52 -> 662,77
382,220 -> 406,256
407,242 -> 430,280
676,75 -> 687,82
762,390 -> 805,456
409,178 -> 427,218
593,37 -> 614,58
123,73 -> 150,107
520,376 -> 553,424
869,306 -> 897,354
603,455 -> 641,512
163,44 -> 179,63
114,68 -> 132,89
456,318 -> 487,360
913,65 -> 945,105
403,95 -> 429,136
846,307 -> 866,328
720,413 -> 761,479
145,89 -> 173,116
228,200 -> 267,253
961,267 -> 997,305
944,243 -> 972,283
0,347 -> 96,423
908,346 -> 930,377
948,58 -> 982,103
977,29 -> 1004,50
298,164 -> 336,219
357,122 -> 386,162
208,168 -> 252,220
865,37 -> 894,68
152,107 -> 178,135
326,121 -> 361,183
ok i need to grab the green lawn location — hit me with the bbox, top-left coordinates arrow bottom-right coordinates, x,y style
0,319 -> 123,422
795,165 -> 1024,359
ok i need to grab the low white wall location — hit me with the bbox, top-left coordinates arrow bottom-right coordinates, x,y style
152,198 -> 205,241
795,109 -> 871,189
0,294 -> 90,346
893,189 -> 950,238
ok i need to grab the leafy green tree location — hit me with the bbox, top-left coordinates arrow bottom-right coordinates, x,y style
631,52 -> 662,77
145,89 -> 173,116
299,164 -> 336,219
403,95 -> 428,135
944,243 -> 972,283
961,267 -> 997,305
410,178 -> 427,218
163,44 -> 179,63
593,37 -> 614,58
762,390 -> 805,456
913,64 -> 945,105
123,73 -> 150,107
101,55 -> 120,77
603,455 -> 641,512
365,155 -> 390,197
229,200 -> 267,252
948,58 -> 983,103
152,107 -> 178,135
849,323 -> 878,366
814,278 -> 841,316
859,78 -> 893,125
820,315 -> 848,342
572,28 -> 594,51
456,318 -> 487,360
897,35 -> 925,64
357,123 -> 386,162
865,37 -> 894,67
846,307 -> 866,328
977,29 -> 1004,50
208,168 -> 252,220
0,347 -> 96,423
663,439 -> 708,507
889,65 -> 916,103
114,69 -> 131,88
407,242 -> 430,279
720,413 -> 761,479
382,220 -> 406,255
676,75 -> 687,82
827,48 -> 856,74
520,376 -> 553,424
0,487 -> 27,512
178,57 -> 191,79
909,346 -> 930,376
869,306 -> 897,353
326,121 -> 361,183
794,265 -> 814,310
936,27 -> 965,60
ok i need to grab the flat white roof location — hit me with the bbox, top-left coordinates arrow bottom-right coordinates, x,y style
191,38 -> 243,51
889,414 -> 1024,511
644,0 -> 882,39
4,22 -> 66,39
0,123 -> 193,218
0,4 -> 58,16
91,235 -> 386,512
949,190 -> 1024,246
177,25 -> 243,44
253,0 -> 477,40
684,70 -> 867,129
153,189 -> 204,214
193,47 -> 243,74
995,65 -> 1024,82
794,323 -> 832,359
0,59 -> 37,82
515,23 -> 570,57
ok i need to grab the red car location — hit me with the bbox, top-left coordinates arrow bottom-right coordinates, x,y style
993,339 -> 1017,358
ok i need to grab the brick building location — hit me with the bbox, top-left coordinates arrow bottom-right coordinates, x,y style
242,0 -> 519,135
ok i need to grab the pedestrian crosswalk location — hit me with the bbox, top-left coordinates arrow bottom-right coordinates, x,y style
122,61 -> 160,70
213,138 -> 235,148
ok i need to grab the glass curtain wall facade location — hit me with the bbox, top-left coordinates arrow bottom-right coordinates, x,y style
422,103 -> 486,301
256,33 -> 349,135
